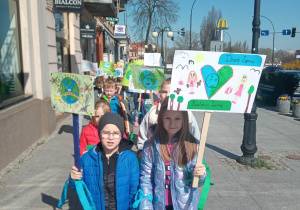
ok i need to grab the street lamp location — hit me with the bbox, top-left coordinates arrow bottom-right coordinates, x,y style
261,15 -> 275,66
190,0 -> 197,50
237,0 -> 260,165
223,31 -> 232,52
152,27 -> 173,67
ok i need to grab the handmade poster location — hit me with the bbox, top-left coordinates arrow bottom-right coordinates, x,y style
116,61 -> 125,68
81,60 -> 93,72
95,67 -> 104,77
114,68 -> 124,78
168,51 -> 266,113
93,63 -> 98,72
51,72 -> 95,116
144,53 -> 163,66
121,60 -> 144,87
131,65 -> 164,91
99,61 -> 114,77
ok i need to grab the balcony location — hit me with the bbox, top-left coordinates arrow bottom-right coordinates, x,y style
84,0 -> 117,18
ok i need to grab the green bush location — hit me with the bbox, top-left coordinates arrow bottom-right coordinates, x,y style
259,72 -> 299,105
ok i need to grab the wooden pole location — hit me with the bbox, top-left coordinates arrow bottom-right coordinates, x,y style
192,112 -> 211,188
138,93 -> 142,111
150,90 -> 154,105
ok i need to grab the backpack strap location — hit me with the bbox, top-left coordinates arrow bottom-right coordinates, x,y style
198,158 -> 214,210
58,179 -> 96,210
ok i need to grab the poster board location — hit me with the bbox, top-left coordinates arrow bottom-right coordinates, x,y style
144,53 -> 163,66
94,67 -> 104,77
131,65 -> 164,91
81,60 -> 94,72
114,68 -> 124,78
168,51 -> 266,113
51,72 -> 95,116
99,61 -> 114,77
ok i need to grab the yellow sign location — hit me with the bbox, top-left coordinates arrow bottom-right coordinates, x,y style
217,19 -> 228,30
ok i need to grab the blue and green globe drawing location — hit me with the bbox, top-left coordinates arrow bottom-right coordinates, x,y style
139,70 -> 158,90
60,77 -> 80,104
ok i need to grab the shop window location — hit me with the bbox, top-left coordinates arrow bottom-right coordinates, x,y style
55,13 -> 70,73
0,0 -> 24,107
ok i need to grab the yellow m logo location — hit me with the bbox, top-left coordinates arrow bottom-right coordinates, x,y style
217,19 -> 228,29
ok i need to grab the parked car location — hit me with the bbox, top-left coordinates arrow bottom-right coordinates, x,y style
262,66 -> 282,73
278,70 -> 300,96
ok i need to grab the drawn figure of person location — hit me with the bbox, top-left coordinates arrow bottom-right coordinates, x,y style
232,74 -> 248,104
186,70 -> 198,94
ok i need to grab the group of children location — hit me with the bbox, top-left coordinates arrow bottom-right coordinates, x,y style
69,76 -> 207,210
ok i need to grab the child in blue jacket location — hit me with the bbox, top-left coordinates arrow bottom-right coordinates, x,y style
69,112 -> 140,209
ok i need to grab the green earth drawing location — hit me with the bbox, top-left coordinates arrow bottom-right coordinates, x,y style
60,77 -> 80,104
139,71 -> 158,90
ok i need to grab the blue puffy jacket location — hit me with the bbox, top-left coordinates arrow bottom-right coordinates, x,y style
69,139 -> 140,210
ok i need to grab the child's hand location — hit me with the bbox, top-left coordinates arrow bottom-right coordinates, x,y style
70,166 -> 83,181
193,164 -> 206,177
82,150 -> 88,155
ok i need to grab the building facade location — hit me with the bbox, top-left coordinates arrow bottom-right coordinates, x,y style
0,0 -> 128,171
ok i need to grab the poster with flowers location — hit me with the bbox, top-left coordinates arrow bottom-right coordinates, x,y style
168,51 -> 266,113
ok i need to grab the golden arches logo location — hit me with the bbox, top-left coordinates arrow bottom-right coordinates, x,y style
217,19 -> 228,30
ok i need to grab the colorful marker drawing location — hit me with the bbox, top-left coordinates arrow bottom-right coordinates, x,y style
99,61 -> 114,77
114,68 -> 124,78
51,72 -> 94,116
81,60 -> 94,72
186,71 -> 198,94
168,50 -> 266,113
131,65 -> 164,91
232,74 -> 248,104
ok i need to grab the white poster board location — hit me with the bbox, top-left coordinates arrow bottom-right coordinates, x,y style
168,51 -> 266,113
81,60 -> 93,72
144,53 -> 163,66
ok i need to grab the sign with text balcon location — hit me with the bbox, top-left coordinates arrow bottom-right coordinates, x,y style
114,24 -> 126,36
80,22 -> 96,39
53,0 -> 84,13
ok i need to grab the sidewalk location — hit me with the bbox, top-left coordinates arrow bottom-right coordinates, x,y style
0,106 -> 299,209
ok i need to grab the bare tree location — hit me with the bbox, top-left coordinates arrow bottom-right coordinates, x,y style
224,41 -> 250,53
174,31 -> 201,50
200,6 -> 222,51
129,0 -> 179,44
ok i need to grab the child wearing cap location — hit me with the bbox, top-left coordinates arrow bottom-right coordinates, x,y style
69,112 -> 140,210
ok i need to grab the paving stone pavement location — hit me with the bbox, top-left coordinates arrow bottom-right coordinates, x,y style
0,105 -> 299,209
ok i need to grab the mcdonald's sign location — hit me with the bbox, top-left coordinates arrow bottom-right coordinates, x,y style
217,19 -> 228,30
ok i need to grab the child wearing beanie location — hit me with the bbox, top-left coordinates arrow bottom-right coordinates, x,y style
69,112 -> 140,210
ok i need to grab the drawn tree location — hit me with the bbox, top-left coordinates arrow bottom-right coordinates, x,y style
170,94 -> 175,110
177,96 -> 184,111
129,0 -> 179,44
244,85 -> 255,113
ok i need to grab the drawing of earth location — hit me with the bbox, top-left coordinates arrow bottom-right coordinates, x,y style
60,77 -> 79,104
125,69 -> 131,80
205,73 -> 219,88
139,70 -> 158,90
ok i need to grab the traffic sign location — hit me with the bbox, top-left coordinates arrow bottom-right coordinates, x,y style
261,30 -> 269,36
282,29 -> 291,35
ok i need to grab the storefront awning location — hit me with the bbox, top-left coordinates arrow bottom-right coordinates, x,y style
84,0 -> 117,17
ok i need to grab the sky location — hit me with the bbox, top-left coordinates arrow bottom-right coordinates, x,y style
121,0 -> 300,52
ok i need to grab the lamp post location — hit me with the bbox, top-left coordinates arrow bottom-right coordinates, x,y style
223,31 -> 232,52
261,15 -> 275,66
152,27 -> 173,67
237,0 -> 260,165
190,0 -> 197,50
